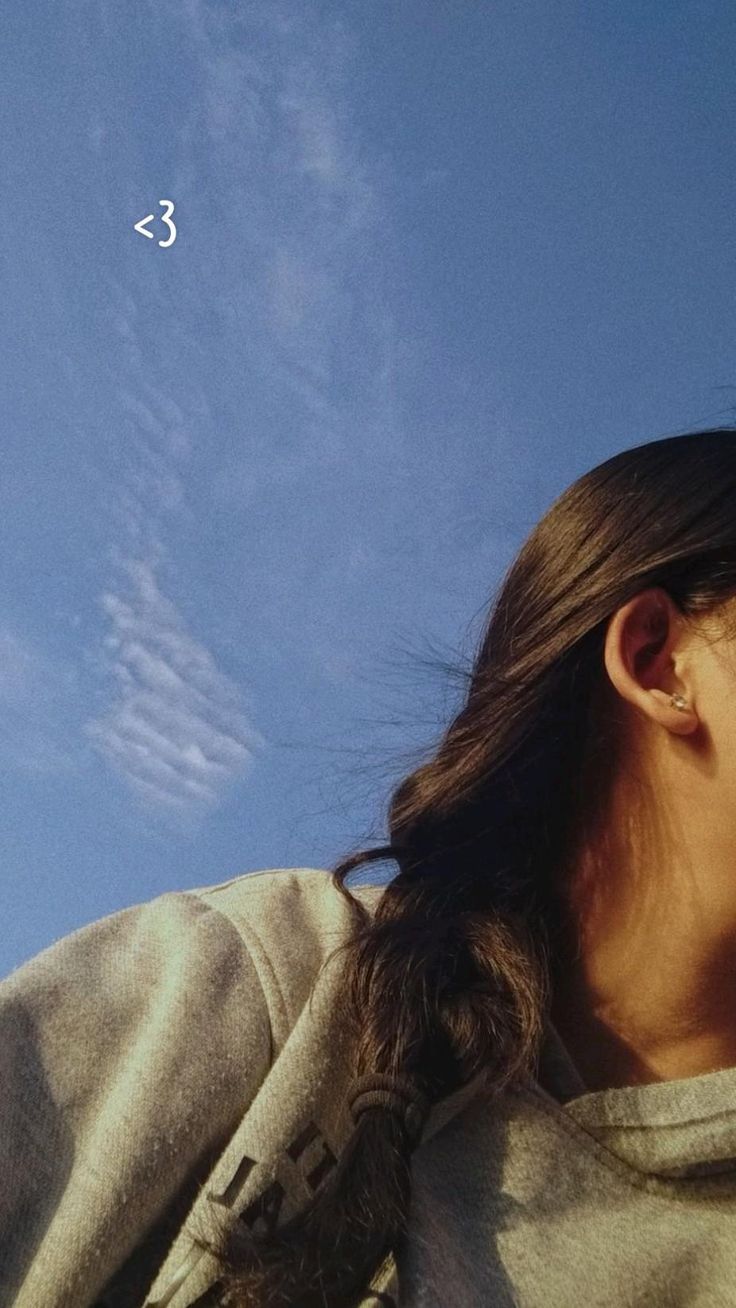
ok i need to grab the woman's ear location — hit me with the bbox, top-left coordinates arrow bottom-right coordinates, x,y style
602,587 -> 698,736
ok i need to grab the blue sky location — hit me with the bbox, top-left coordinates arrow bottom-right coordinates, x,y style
2,0 -> 736,974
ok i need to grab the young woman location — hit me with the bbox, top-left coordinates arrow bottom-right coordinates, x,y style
4,427 -> 736,1308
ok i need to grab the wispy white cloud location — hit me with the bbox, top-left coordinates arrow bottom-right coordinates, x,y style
83,0 -> 400,815
166,0 -> 398,465
87,249 -> 258,823
83,245 -> 260,821
85,559 -> 264,814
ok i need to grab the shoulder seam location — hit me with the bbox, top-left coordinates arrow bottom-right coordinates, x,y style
178,890 -> 277,1069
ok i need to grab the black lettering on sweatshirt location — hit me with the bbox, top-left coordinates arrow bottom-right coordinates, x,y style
286,1118 -> 338,1191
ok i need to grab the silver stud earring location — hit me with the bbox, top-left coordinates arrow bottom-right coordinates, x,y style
669,693 -> 689,713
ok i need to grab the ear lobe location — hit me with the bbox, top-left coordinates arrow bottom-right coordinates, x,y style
649,688 -> 698,734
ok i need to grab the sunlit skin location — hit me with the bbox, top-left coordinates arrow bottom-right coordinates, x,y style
550,585 -> 736,1091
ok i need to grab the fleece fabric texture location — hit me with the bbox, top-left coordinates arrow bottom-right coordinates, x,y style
2,866 -> 736,1308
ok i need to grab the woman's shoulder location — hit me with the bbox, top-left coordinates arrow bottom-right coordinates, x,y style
187,864 -> 387,937
189,863 -> 385,905
184,866 -> 388,1029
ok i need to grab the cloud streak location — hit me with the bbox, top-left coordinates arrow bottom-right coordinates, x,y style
83,0 -> 397,819
85,559 -> 264,814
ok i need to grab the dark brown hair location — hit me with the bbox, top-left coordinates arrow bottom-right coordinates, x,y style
204,427 -> 736,1305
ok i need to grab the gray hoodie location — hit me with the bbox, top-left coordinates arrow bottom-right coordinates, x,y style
2,866 -> 736,1307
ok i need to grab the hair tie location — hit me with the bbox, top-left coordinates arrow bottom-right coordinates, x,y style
348,1073 -> 432,1147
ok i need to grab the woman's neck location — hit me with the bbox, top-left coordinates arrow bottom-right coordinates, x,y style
549,937 -> 736,1092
